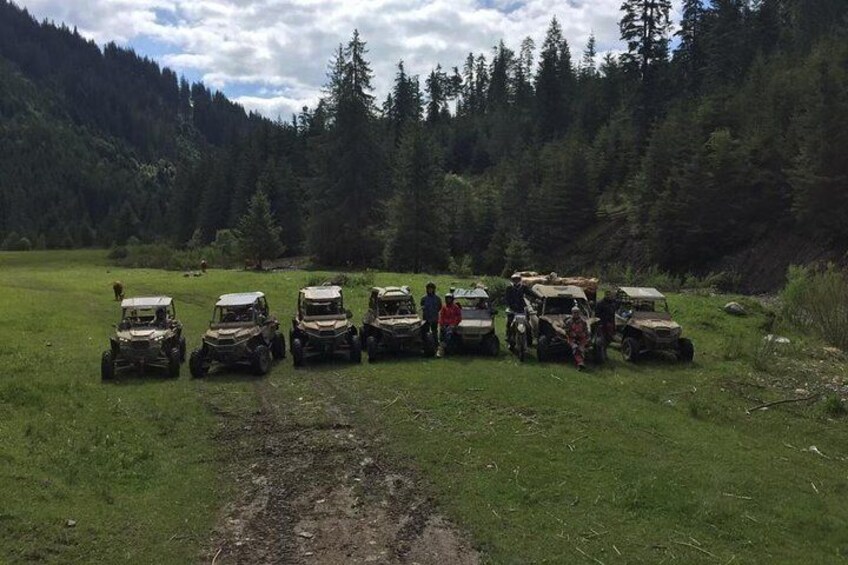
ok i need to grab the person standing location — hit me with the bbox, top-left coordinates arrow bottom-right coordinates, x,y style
505,273 -> 525,344
565,305 -> 590,371
437,293 -> 462,358
420,282 -> 442,337
594,290 -> 617,344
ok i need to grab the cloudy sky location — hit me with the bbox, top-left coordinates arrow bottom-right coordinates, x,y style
18,0 -> 680,119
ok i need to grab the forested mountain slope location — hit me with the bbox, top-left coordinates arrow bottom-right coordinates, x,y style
1,0 -> 846,290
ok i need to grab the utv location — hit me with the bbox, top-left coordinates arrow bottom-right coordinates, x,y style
445,287 -> 500,356
290,286 -> 361,366
361,286 -> 436,361
101,297 -> 186,380
614,287 -> 694,362
189,292 -> 285,377
525,284 -> 606,364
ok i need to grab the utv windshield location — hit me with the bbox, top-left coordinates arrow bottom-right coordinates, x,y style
543,297 -> 585,316
378,298 -> 416,316
303,300 -> 343,317
213,305 -> 255,325
120,307 -> 170,328
630,299 -> 668,313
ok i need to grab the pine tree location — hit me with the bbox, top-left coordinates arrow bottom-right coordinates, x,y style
620,0 -> 672,80
386,61 -> 423,144
535,17 -> 573,140
236,190 -> 284,270
580,34 -> 597,77
383,127 -> 447,272
425,65 -> 450,125
675,0 -> 705,93
619,0 -> 672,133
307,30 -> 385,266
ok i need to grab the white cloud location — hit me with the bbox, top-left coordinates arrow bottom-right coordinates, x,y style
17,0 -> 682,118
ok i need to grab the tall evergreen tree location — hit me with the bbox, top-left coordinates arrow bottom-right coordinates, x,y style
236,190 -> 284,270
535,17 -> 573,140
675,0 -> 706,93
384,126 -> 447,272
307,30 -> 384,266
619,0 -> 672,132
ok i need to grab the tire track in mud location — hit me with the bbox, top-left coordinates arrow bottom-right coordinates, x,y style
202,378 -> 480,564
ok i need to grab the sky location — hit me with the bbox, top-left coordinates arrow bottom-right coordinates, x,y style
17,0 -> 681,120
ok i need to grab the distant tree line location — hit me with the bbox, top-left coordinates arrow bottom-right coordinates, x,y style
0,0 -> 846,276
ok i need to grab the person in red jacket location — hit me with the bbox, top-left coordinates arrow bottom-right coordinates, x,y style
437,294 -> 462,357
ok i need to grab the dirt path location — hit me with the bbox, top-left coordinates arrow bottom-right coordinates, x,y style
202,379 -> 480,565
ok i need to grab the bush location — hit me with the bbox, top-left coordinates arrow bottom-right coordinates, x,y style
449,255 -> 473,278
304,271 -> 376,288
107,246 -> 129,260
108,243 -> 242,271
481,276 -> 510,307
823,395 -> 847,418
781,265 -> 848,349
1,232 -> 32,251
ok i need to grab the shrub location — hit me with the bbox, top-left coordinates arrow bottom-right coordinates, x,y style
481,276 -> 510,307
108,243 -> 242,271
823,395 -> 847,418
781,265 -> 848,349
449,255 -> 473,278
107,246 -> 129,260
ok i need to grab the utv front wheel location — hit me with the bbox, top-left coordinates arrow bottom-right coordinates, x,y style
252,345 -> 272,376
291,338 -> 305,368
168,348 -> 181,378
622,337 -> 641,363
483,334 -> 500,357
423,332 -> 437,357
537,336 -> 550,363
101,350 -> 115,381
271,333 -> 286,360
350,335 -> 362,364
516,333 -> 526,362
366,336 -> 378,363
189,349 -> 207,378
593,335 -> 607,364
678,338 -> 694,362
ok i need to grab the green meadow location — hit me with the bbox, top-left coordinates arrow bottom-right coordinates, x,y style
0,250 -> 845,563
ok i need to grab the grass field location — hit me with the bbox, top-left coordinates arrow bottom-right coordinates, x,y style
0,250 -> 846,563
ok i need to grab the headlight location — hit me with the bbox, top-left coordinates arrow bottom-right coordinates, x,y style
517,323 -> 526,333
119,337 -> 130,343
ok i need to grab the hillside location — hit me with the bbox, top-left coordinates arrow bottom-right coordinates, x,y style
1,0 -> 847,289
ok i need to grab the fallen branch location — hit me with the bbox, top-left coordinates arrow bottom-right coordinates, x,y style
575,546 -> 606,565
673,541 -> 717,559
211,547 -> 223,565
746,394 -> 819,414
722,492 -> 753,500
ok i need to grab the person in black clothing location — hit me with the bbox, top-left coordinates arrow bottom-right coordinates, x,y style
594,290 -> 618,344
420,282 -> 442,337
505,273 -> 526,341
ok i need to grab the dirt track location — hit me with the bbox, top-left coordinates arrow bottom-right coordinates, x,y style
202,379 -> 479,565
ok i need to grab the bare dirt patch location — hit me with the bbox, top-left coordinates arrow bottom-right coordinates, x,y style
202,380 -> 479,564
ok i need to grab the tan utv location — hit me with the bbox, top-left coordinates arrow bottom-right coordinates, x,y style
290,286 -> 361,366
189,292 -> 285,378
446,287 -> 500,356
101,297 -> 186,380
525,284 -> 607,363
614,287 -> 694,362
361,286 -> 436,362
